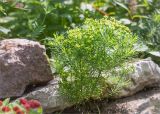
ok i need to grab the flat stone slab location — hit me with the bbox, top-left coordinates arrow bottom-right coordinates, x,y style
101,88 -> 160,114
23,59 -> 160,114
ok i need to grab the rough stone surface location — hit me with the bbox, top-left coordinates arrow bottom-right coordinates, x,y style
116,58 -> 160,98
0,39 -> 53,99
64,88 -> 160,114
100,88 -> 160,114
23,59 -> 160,114
23,78 -> 70,114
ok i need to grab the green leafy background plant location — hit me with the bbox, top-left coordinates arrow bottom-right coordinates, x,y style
0,0 -> 159,54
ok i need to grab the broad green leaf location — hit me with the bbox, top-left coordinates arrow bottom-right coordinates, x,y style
0,26 -> 10,34
0,17 -> 15,23
29,109 -> 40,114
37,107 -> 43,114
120,18 -> 132,25
134,43 -> 149,52
3,98 -> 10,106
114,1 -> 129,12
132,15 -> 149,19
149,51 -> 160,57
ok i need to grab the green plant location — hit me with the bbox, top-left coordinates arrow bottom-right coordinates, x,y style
51,17 -> 137,103
0,0 -> 102,56
0,0 -> 159,57
138,11 -> 160,50
0,98 -> 42,114
0,0 -> 98,40
133,11 -> 160,63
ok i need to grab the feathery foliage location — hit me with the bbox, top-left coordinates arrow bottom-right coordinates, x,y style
51,17 -> 137,103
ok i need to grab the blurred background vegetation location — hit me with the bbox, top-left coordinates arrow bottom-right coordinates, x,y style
0,0 -> 160,56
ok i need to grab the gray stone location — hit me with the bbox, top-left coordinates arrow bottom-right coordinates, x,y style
23,78 -> 70,114
0,39 -> 53,99
23,59 -> 160,113
117,58 -> 160,98
100,88 -> 160,114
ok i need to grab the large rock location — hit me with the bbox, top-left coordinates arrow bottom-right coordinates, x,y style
23,78 -> 70,114
23,59 -> 160,114
99,88 -> 160,114
0,39 -> 53,99
116,58 -> 160,98
64,88 -> 160,114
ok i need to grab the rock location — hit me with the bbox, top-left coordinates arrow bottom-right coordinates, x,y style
100,88 -> 160,114
63,88 -> 160,114
0,39 -> 53,99
23,78 -> 71,114
23,59 -> 160,114
116,58 -> 160,98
